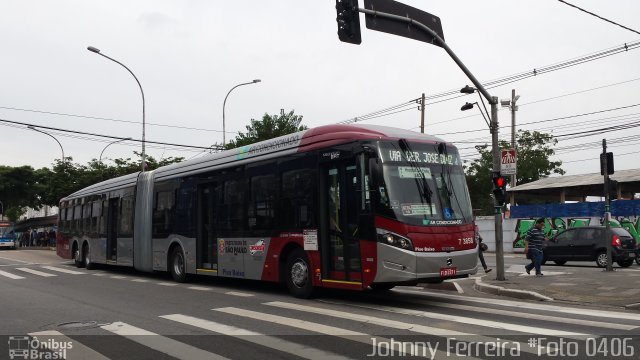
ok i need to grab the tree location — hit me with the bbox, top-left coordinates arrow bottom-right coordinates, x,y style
465,130 -> 565,215
225,110 -> 307,149
0,165 -> 43,221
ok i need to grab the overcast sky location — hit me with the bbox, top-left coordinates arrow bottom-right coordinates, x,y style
1,0 -> 639,177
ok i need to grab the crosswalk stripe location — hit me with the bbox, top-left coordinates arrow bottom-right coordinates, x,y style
188,286 -> 211,291
101,321 -> 228,360
110,275 -> 127,279
224,291 -> 254,297
394,288 -> 640,321
329,301 -> 589,337
265,301 -> 468,337
265,301 -> 542,355
160,314 -> 349,360
16,268 -> 57,277
0,269 -> 25,279
29,330 -> 110,360
396,299 -> 638,331
212,307 -> 471,359
40,266 -> 86,275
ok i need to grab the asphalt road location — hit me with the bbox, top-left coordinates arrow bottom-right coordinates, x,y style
1,249 -> 639,360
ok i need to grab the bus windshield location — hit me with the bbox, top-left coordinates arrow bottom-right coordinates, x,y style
375,141 -> 472,226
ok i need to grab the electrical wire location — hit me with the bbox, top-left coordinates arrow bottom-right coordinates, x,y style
557,0 -> 640,36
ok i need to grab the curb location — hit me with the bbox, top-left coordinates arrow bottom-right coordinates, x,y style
474,277 -> 553,301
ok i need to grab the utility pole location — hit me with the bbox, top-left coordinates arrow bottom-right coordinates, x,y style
490,99 -> 505,281
420,93 -> 426,133
509,89 -> 519,207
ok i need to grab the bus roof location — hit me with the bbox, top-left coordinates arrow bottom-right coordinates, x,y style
62,124 -> 449,201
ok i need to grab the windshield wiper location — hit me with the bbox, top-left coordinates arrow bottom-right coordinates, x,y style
399,139 -> 432,204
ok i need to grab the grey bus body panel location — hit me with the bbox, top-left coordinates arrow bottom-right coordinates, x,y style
134,171 -> 154,272
373,242 -> 478,283
117,237 -> 133,265
153,235 -> 196,274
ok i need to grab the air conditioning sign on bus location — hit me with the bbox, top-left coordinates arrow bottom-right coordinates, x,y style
500,149 -> 517,175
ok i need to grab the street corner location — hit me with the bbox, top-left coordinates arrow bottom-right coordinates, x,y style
473,276 -> 554,302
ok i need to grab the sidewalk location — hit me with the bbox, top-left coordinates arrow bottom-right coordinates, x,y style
472,262 -> 640,310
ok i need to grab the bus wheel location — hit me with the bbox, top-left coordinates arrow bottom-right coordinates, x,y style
73,243 -> 84,268
83,243 -> 95,270
285,248 -> 315,298
170,246 -> 188,283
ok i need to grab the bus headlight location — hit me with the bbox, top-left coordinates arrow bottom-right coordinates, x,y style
376,228 -> 413,251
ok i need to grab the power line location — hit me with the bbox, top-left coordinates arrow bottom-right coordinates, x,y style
0,118 -> 221,151
557,0 -> 640,36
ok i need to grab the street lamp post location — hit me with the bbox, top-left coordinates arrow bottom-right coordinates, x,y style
27,126 -> 65,166
87,46 -> 146,172
222,79 -> 261,147
99,137 -> 132,164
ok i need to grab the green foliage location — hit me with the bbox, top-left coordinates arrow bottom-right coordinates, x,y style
465,130 -> 565,215
0,153 -> 184,219
225,110 -> 307,149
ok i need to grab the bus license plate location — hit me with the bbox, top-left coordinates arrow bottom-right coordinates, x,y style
440,267 -> 457,278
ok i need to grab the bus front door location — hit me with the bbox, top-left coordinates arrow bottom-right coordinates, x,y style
322,160 -> 362,284
197,183 -> 217,271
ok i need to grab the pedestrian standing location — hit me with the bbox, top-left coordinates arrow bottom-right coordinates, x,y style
476,225 -> 492,273
524,218 -> 546,276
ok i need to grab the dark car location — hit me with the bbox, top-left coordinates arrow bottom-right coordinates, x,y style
543,226 -> 637,268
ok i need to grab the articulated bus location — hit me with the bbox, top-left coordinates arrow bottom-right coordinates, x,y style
57,124 -> 478,297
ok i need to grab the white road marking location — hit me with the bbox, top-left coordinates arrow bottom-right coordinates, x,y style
224,291 -> 254,297
160,314 -> 349,360
336,301 -> 589,337
131,279 -> 150,283
389,298 -> 638,331
0,269 -> 25,279
101,321 -> 228,360
212,307 -> 449,358
266,301 -> 540,355
110,275 -> 127,279
16,268 -> 57,277
40,266 -> 86,275
0,255 -> 30,263
157,282 -> 179,286
29,330 -> 110,360
92,273 -> 107,276
452,281 -> 464,294
394,288 -> 640,321
188,286 -> 211,291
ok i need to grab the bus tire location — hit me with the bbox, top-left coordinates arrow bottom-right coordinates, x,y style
285,248 -> 315,298
170,246 -> 188,283
73,242 -> 84,268
83,243 -> 95,270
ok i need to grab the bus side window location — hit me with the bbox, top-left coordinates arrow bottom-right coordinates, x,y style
249,175 -> 277,233
280,169 -> 316,230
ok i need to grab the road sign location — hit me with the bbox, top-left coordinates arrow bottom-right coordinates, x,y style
500,149 -> 517,175
363,0 -> 444,46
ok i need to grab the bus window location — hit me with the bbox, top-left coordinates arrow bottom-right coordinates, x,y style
249,175 -> 277,232
280,169 -> 315,230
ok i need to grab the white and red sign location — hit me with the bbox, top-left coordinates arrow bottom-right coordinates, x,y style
500,149 -> 517,175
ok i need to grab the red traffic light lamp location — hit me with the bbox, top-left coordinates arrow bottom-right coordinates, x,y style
492,172 -> 507,206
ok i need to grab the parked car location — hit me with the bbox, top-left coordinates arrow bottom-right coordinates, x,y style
542,226 -> 637,268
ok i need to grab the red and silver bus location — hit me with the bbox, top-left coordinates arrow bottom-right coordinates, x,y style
57,124 -> 478,297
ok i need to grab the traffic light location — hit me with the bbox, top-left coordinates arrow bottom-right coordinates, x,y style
600,152 -> 614,175
492,171 -> 507,206
336,0 -> 361,44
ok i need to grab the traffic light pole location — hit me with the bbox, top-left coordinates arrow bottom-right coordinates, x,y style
602,139 -> 613,272
356,6 -> 505,280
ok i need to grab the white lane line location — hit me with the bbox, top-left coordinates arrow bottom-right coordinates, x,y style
224,291 -> 254,297
92,273 -> 107,277
335,301 -> 589,337
29,330 -> 110,360
101,321 -> 228,360
40,266 -> 86,275
132,279 -> 150,283
16,268 -> 57,277
452,281 -> 464,294
394,288 -> 640,322
160,314 -> 349,360
0,269 -> 25,279
399,299 -> 637,331
188,286 -> 211,291
157,282 -> 179,286
110,275 -> 127,279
